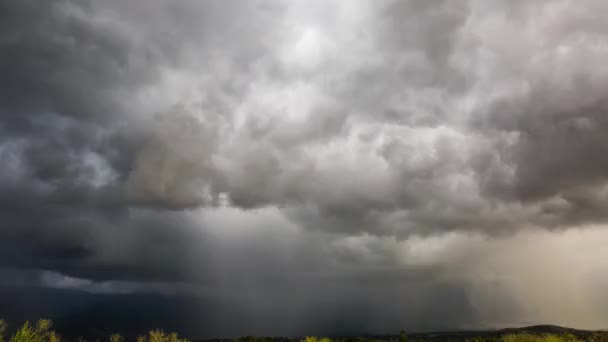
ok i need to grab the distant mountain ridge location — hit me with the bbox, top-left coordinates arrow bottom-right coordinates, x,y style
387,325 -> 603,342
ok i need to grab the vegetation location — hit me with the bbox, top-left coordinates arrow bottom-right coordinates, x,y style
499,333 -> 583,342
0,320 -> 189,342
0,320 -> 607,342
1,319 -> 6,342
461,332 -> 596,342
299,333 -> 604,342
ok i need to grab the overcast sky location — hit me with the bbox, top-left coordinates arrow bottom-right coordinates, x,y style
2,0 -> 608,338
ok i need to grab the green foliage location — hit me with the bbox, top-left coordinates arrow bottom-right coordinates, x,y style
499,333 -> 583,342
148,330 -> 164,342
0,317 -> 604,342
0,319 -> 193,342
109,334 -> 124,342
140,329 -> 188,342
235,337 -> 277,342
0,320 -> 6,342
467,337 -> 497,342
590,332 -> 608,342
335,338 -> 384,342
501,333 -> 538,342
10,320 -> 57,342
47,331 -> 60,342
10,321 -> 36,342
302,337 -> 335,342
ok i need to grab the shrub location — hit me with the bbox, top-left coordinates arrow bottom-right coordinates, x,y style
0,320 -> 6,342
10,320 -> 57,342
47,331 -> 60,342
110,334 -> 124,342
141,329 -> 188,342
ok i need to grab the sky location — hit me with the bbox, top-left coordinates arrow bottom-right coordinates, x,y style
2,0 -> 608,339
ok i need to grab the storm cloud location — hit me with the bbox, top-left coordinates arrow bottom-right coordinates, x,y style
2,0 -> 608,338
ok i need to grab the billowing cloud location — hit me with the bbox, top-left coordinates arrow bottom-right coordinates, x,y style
2,0 -> 608,337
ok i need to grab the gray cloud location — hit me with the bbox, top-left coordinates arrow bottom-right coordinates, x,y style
2,0 -> 608,337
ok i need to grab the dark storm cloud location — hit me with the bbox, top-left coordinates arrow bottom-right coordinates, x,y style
2,0 -> 608,336
0,0 -> 155,126
0,0 -> 285,280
